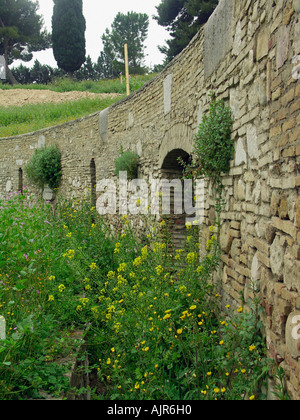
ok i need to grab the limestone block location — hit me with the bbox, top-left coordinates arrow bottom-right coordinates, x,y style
220,221 -> 233,253
236,179 -> 246,201
38,135 -> 46,149
163,74 -> 173,115
256,27 -> 269,61
235,138 -> 247,166
295,196 -> 300,228
294,0 -> 300,13
283,253 -> 300,290
6,180 -> 12,193
276,26 -> 290,69
270,235 -> 285,278
233,20 -> 242,56
251,252 -> 262,285
252,180 -> 261,204
43,185 -> 55,201
0,316 -> 5,340
246,124 -> 259,160
285,311 -> 300,358
99,107 -> 109,143
265,223 -> 276,244
204,0 -> 235,78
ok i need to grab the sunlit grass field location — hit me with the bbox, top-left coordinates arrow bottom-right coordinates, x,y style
0,74 -> 157,138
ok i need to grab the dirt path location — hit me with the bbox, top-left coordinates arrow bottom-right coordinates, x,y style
0,89 -> 122,107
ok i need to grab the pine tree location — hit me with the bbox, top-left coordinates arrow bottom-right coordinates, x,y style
155,0 -> 218,62
0,0 -> 51,84
52,0 -> 86,76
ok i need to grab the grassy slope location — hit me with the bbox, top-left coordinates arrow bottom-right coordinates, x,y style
0,74 -> 157,137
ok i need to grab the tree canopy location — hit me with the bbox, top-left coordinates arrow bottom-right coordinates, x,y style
155,0 -> 219,62
100,11 -> 149,77
52,0 -> 86,75
0,0 -> 51,84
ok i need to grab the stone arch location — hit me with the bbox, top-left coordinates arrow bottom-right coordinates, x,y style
159,148 -> 194,251
158,123 -> 194,170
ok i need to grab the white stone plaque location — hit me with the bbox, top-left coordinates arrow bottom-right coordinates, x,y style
0,316 -> 6,340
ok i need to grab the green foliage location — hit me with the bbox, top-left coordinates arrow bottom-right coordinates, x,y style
155,0 -> 218,62
25,145 -> 62,190
0,95 -> 121,138
0,0 -> 51,84
0,192 -> 272,400
191,94 -> 233,184
114,149 -> 140,180
52,0 -> 86,74
101,11 -> 149,75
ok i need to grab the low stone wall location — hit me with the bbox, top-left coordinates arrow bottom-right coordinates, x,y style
0,0 -> 299,399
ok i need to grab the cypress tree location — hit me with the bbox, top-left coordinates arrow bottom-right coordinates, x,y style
52,0 -> 86,76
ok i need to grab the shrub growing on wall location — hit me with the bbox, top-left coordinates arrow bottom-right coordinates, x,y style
25,145 -> 62,190
193,94 -> 233,184
114,149 -> 139,180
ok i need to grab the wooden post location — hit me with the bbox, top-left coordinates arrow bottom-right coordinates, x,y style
124,43 -> 130,96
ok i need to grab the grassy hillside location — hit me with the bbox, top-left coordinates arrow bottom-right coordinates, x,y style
0,74 -> 157,138
0,74 -> 157,94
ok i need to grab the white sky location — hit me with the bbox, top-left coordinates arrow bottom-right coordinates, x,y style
16,0 -> 170,69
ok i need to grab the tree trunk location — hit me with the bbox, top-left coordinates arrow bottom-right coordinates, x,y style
3,37 -> 18,85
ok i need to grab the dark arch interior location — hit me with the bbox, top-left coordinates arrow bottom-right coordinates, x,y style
161,149 -> 190,172
160,149 -> 193,250
90,158 -> 96,206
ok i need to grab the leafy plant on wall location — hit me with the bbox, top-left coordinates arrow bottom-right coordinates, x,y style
25,145 -> 62,190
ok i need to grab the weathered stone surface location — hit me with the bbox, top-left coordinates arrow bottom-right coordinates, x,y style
164,74 -> 173,115
294,0 -> 300,13
220,221 -> 233,253
270,235 -> 285,278
247,124 -> 259,160
204,0 -> 235,78
285,311 -> 300,358
235,139 -> 247,166
43,185 -> 55,202
283,253 -> 300,290
99,107 -> 109,143
276,26 -> 290,69
256,27 -> 269,61
0,316 -> 5,340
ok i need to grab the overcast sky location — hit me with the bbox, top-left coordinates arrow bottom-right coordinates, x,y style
18,0 -> 170,69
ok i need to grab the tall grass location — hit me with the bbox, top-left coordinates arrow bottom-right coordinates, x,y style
0,96 -> 120,137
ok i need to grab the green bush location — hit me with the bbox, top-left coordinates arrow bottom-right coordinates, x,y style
193,94 -> 233,183
114,149 -> 139,180
25,145 -> 62,190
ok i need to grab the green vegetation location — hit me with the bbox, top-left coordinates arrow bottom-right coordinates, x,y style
0,96 -> 119,138
115,149 -> 140,180
0,73 -> 156,93
25,145 -> 62,190
0,192 -> 272,400
0,74 -> 157,138
0,0 -> 51,84
52,0 -> 86,75
155,0 -> 218,62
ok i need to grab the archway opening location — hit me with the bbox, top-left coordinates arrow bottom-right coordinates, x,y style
18,168 -> 23,194
90,158 -> 96,207
160,149 -> 193,250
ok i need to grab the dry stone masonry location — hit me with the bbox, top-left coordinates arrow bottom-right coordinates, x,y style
0,0 -> 299,399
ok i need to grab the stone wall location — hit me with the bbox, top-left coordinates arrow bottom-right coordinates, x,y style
0,0 -> 299,399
